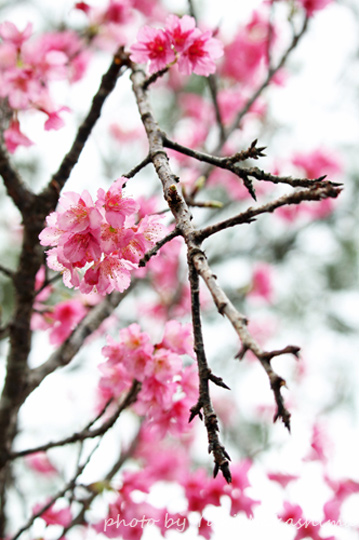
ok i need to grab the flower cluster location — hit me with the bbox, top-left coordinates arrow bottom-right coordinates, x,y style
39,178 -> 164,295
99,321 -> 196,436
93,447 -> 259,540
130,14 -> 223,76
277,149 -> 342,222
0,21 -> 88,151
222,11 -> 273,85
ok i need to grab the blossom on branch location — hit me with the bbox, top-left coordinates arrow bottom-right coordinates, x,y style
130,15 -> 223,76
39,180 -> 164,295
130,25 -> 175,73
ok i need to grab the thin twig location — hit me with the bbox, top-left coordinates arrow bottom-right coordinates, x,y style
138,227 -> 181,267
10,440 -> 101,540
187,15 -> 310,199
229,16 -> 309,133
188,258 -> 231,482
163,134 -> 329,190
143,66 -> 170,89
0,264 -> 14,278
196,183 -> 342,242
131,66 -> 297,466
59,423 -> 142,536
123,153 -> 152,179
28,283 -> 135,392
207,74 -> 226,144
10,382 -> 140,460
41,47 -> 131,207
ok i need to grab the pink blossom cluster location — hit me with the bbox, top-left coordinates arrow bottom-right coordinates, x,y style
39,178 -> 164,295
222,11 -> 273,85
0,21 -> 89,152
33,500 -> 72,528
75,0 -> 165,49
93,428 -> 259,540
277,149 -> 342,222
130,14 -> 223,76
99,320 -> 196,437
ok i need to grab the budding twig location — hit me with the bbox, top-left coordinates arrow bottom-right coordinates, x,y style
188,258 -> 232,483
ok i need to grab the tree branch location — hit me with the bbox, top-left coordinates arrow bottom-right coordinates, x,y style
10,381 -> 141,460
130,66 -> 298,479
196,183 -> 342,242
188,258 -> 231,482
0,145 -> 34,215
10,439 -> 100,540
229,16 -> 309,133
41,47 -> 131,208
28,284 -> 135,392
138,227 -> 181,267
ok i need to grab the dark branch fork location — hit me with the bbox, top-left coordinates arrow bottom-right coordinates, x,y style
127,57 -> 338,480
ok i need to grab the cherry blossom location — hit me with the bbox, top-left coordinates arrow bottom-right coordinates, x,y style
25,451 -> 58,476
177,28 -> 223,76
222,12 -> 272,85
165,14 -> 196,53
3,119 -> 33,153
33,501 -> 72,527
130,25 -> 175,73
130,15 -> 223,76
297,0 -> 333,17
249,263 -> 274,302
39,182 -> 164,295
0,21 -> 32,50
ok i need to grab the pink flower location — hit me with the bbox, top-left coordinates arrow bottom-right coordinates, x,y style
323,476 -> 359,521
177,29 -> 223,76
62,230 -> 102,265
25,452 -> 58,476
75,2 -> 91,15
97,178 -> 138,228
278,501 -> 334,540
145,347 -> 183,382
0,41 -> 17,68
222,12 -> 271,84
27,30 -> 87,81
33,502 -> 72,526
116,323 -> 154,375
121,214 -> 164,264
98,361 -> 133,403
130,25 -> 175,73
292,149 -> 341,179
81,255 -> 135,295
40,185 -> 164,295
249,263 -> 273,302
297,0 -> 332,17
49,299 -> 87,345
103,0 -> 133,24
43,107 -> 69,130
99,224 -> 134,255
158,320 -> 194,358
1,67 -> 41,109
0,21 -> 32,50
304,423 -> 331,463
179,92 -> 213,122
57,190 -> 102,233
165,14 -> 196,53
267,472 -> 299,488
4,119 -> 33,153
